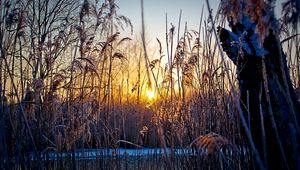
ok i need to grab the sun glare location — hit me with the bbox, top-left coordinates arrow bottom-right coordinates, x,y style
146,90 -> 155,100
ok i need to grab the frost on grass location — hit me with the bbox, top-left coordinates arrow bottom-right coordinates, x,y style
219,0 -> 279,58
219,16 -> 269,59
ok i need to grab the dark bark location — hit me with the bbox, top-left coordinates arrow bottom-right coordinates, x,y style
0,94 -> 6,170
219,19 -> 300,169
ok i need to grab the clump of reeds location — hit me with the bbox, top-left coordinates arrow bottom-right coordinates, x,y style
0,0 -> 298,169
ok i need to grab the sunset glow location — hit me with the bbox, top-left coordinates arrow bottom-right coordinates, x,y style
146,89 -> 155,100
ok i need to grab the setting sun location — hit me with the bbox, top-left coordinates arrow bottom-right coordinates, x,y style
146,90 -> 155,100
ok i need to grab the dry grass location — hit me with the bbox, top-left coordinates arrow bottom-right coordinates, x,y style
0,0 -> 298,169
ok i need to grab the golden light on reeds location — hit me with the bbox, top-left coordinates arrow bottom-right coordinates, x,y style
145,78 -> 155,100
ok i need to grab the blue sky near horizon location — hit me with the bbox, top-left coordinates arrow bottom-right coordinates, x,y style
117,0 -> 219,43
117,0 -> 285,41
116,0 -> 287,62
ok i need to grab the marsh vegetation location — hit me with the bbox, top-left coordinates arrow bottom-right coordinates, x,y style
0,0 -> 299,169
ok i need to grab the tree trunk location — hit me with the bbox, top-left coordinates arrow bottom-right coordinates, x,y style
218,18 -> 300,170
0,89 -> 7,170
